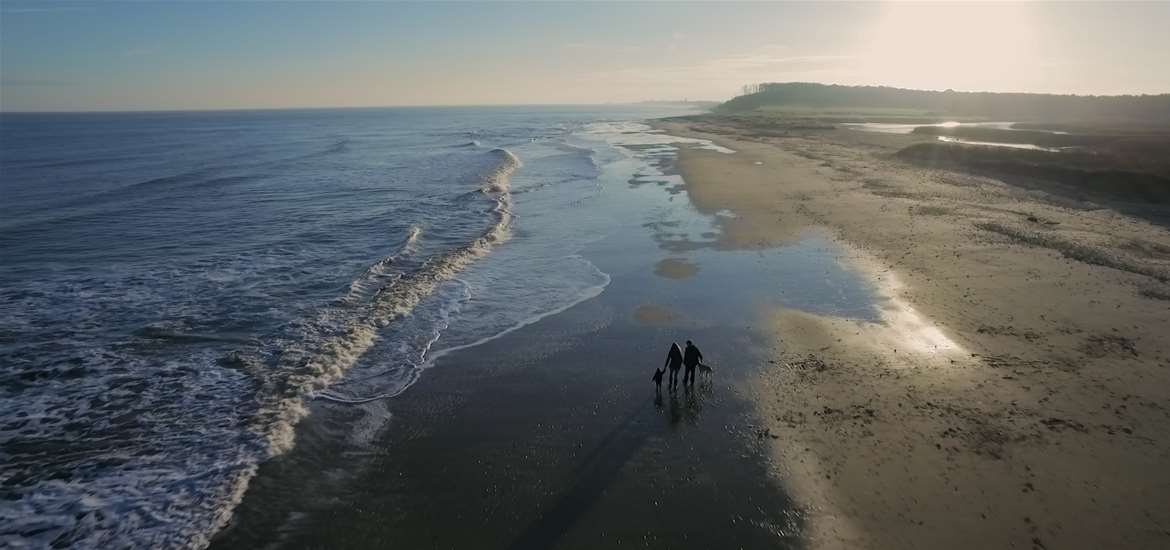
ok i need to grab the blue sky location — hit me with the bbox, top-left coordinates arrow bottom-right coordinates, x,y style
2,1 -> 1168,111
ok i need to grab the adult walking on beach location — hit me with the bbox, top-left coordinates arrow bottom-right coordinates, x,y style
664,342 -> 683,389
683,339 -> 703,386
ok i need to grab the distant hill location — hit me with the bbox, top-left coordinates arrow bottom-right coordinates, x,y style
635,100 -> 719,110
717,83 -> 1170,125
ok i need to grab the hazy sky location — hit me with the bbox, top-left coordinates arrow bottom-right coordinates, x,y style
2,1 -> 1168,111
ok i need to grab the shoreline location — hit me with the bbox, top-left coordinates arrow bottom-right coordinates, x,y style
207,113 -> 1170,549
658,117 -> 1170,549
209,120 -> 808,549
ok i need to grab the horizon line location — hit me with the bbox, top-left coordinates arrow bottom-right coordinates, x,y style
0,99 -> 721,116
5,82 -> 1170,115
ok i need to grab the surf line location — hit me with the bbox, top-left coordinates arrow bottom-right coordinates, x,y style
297,149 -> 520,409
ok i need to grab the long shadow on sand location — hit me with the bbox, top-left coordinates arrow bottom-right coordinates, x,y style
506,403 -> 652,550
211,296 -> 803,550
508,381 -> 727,549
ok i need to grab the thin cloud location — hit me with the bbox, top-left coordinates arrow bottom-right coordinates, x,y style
1,78 -> 76,87
124,47 -> 158,57
1,6 -> 94,14
563,42 -> 644,55
586,50 -> 857,86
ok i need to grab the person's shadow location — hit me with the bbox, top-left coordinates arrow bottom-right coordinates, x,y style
505,402 -> 652,550
668,389 -> 682,424
684,383 -> 707,422
666,382 -> 709,426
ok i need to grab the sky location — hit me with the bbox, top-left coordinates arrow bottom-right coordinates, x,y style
1,1 -> 1168,112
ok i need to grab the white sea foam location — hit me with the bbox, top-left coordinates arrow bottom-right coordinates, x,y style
264,148 -> 521,441
582,120 -> 736,154
0,146 -> 522,549
343,225 -> 421,304
422,264 -> 610,368
2,107 -> 702,548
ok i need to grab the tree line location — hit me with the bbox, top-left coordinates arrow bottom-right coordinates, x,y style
719,82 -> 1170,124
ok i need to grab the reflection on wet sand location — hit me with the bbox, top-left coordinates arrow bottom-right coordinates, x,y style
654,257 -> 700,279
656,380 -> 714,427
863,257 -> 964,356
768,241 -> 965,363
655,114 -> 1170,550
633,303 -> 685,325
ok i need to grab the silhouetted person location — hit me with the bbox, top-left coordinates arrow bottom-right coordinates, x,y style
664,342 -> 683,389
683,339 -> 703,386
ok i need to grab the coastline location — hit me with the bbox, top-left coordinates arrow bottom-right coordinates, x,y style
658,117 -> 1170,549
214,290 -> 802,549
209,120 -> 809,548
205,113 -> 1170,549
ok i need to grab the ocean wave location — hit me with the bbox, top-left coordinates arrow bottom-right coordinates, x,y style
0,346 -> 265,549
5,137 -> 353,231
342,226 -> 422,305
422,263 -> 610,369
14,154 -> 145,170
285,138 -> 351,163
311,253 -> 610,406
2,107 -> 697,548
248,147 -> 520,453
120,147 -> 519,544
0,170 -> 247,228
281,151 -> 524,410
138,327 -> 261,345
0,146 -> 521,549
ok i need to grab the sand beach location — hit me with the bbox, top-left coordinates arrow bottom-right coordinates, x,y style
660,116 -> 1170,550
204,113 -> 1170,549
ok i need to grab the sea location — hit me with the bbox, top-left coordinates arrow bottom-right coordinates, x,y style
0,104 -> 734,547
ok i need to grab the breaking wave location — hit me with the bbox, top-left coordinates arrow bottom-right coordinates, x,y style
1,105 -> 685,549
251,147 -> 520,452
0,146 -> 521,549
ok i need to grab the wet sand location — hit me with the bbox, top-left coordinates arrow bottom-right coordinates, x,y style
209,116 -> 1170,550
657,117 -> 1170,549
211,272 -> 801,548
209,128 -> 812,548
215,302 -> 804,549
653,257 -> 699,279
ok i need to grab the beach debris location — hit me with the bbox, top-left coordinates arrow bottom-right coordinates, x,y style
1079,334 -> 1139,358
787,354 -> 829,372
1039,417 -> 1087,433
754,426 -> 780,439
1138,285 -> 1170,301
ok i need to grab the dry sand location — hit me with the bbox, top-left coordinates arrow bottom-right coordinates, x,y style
655,118 -> 1170,550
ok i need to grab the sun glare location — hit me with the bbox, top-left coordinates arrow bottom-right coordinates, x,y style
861,2 -> 1039,92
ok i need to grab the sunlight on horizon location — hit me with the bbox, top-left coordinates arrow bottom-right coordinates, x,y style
861,3 -> 1040,92
1,1 -> 1167,111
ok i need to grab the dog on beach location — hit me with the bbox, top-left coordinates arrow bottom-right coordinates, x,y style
698,363 -> 713,378
651,367 -> 665,390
